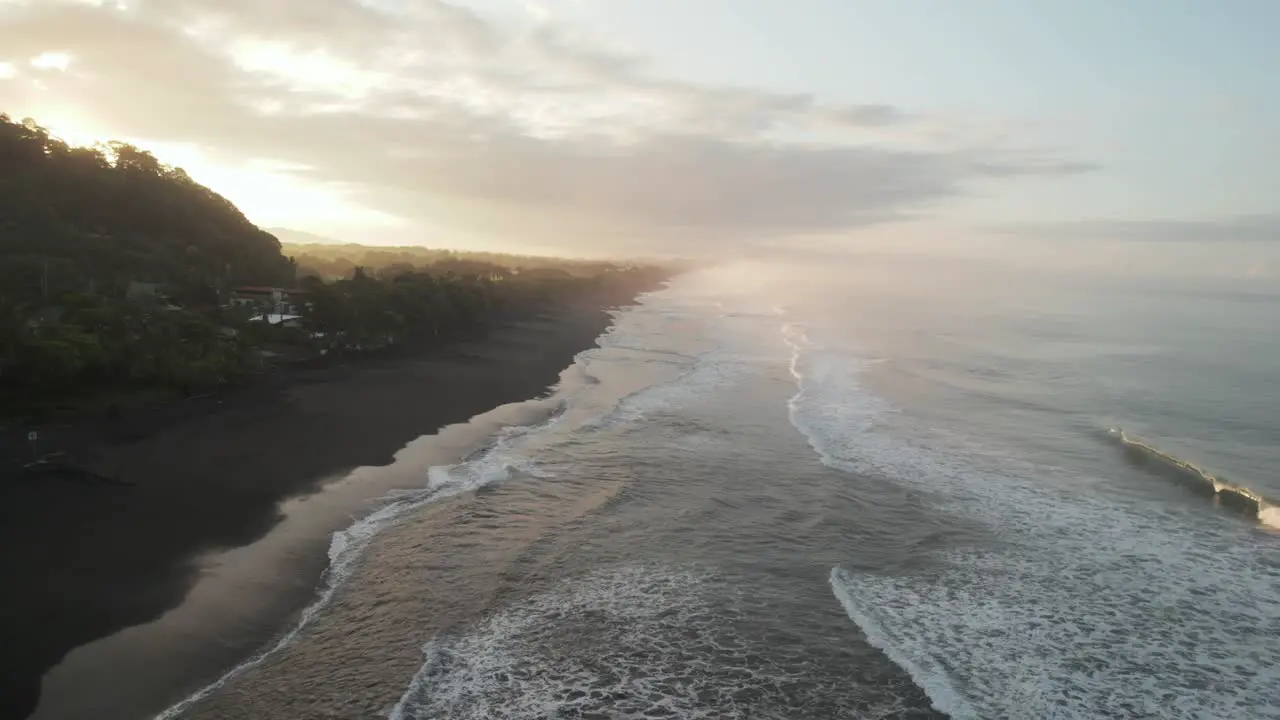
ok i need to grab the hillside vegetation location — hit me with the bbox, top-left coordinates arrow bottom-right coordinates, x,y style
0,114 -> 672,419
0,114 -> 292,303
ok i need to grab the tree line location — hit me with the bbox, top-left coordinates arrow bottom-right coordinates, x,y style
1,260 -> 666,416
279,238 -> 656,284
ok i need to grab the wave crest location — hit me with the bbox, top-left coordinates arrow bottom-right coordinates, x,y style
1108,428 -> 1278,528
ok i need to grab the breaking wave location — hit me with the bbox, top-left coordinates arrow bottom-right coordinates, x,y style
1108,428 -> 1280,528
152,283 -> 741,719
389,565 -> 930,720
152,396 -> 579,719
784,324 -> 1280,719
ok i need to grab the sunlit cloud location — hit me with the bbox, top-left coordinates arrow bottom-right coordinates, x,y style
29,51 -> 72,71
522,0 -> 551,20
228,39 -> 390,98
0,0 -> 1094,254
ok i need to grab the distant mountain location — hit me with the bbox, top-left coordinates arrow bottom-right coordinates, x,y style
264,228 -> 348,246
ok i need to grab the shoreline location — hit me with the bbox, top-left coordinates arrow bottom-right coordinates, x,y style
0,296 -> 639,720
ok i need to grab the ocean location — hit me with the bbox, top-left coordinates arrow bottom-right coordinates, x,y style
156,255 -> 1279,719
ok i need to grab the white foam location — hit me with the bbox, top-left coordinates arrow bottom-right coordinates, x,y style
388,565 -> 710,720
152,410 -> 567,719
1259,504 -> 1280,530
785,326 -> 1280,719
784,324 -> 890,457
388,565 -> 919,720
151,280 -> 749,718
829,568 -> 975,719
595,353 -> 745,427
576,286 -> 778,431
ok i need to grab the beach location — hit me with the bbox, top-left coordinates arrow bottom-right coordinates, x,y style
0,297 -> 631,720
5,263 -> 1277,720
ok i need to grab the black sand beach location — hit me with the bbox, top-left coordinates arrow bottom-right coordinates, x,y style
0,300 -> 627,720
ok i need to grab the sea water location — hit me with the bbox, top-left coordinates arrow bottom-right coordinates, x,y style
160,256 -> 1280,719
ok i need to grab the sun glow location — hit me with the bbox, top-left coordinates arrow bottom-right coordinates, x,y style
27,112 -> 400,230
140,141 -> 403,229
229,39 -> 385,98
30,107 -> 111,148
29,51 -> 73,72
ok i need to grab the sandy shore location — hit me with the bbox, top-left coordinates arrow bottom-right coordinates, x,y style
0,300 -> 628,720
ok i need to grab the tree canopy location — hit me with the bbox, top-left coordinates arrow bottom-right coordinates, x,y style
0,114 -> 292,303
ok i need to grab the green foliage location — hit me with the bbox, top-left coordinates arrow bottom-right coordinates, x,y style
287,255 -> 671,356
0,295 -> 255,403
0,112 -> 674,418
0,114 -> 292,302
300,270 -> 480,351
277,242 -> 675,355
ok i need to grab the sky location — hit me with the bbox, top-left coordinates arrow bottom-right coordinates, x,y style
2,0 -> 1279,262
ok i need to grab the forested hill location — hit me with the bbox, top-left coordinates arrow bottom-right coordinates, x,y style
0,112 -> 681,418
0,114 -> 292,303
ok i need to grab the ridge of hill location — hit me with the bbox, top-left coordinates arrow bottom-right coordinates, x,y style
0,114 -> 292,303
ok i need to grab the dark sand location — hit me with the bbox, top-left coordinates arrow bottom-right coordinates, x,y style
0,301 -> 627,720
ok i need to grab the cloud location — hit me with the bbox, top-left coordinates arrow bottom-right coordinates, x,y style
993,215 -> 1280,244
0,0 -> 1092,254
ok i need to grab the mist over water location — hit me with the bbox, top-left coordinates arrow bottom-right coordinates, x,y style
165,254 -> 1280,719
782,252 -> 1280,718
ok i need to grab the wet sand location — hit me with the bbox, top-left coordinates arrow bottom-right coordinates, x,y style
0,301 -> 628,720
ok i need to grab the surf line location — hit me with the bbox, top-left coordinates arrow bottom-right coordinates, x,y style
1108,427 -> 1278,529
